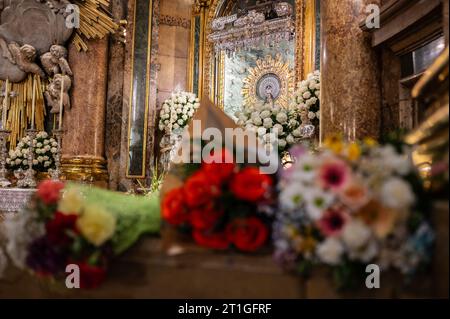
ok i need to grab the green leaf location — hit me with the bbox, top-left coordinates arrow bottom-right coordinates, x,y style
297,260 -> 313,277
87,251 -> 102,266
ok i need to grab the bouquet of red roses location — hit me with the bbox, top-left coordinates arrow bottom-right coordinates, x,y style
162,148 -> 276,252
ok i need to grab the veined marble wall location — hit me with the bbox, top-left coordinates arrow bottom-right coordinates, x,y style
223,40 -> 295,119
115,0 -> 193,189
157,0 -> 193,104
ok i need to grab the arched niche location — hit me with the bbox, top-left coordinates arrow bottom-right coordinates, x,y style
188,0 -> 320,116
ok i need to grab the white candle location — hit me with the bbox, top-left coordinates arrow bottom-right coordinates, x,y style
59,76 -> 64,130
2,79 -> 9,130
31,76 -> 36,130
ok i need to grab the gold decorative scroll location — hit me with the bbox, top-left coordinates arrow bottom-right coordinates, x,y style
0,75 -> 46,149
72,0 -> 119,52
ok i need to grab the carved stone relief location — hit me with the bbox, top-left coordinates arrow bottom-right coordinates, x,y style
40,44 -> 72,77
0,0 -> 73,82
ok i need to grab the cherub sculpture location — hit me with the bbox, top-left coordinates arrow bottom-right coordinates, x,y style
0,40 -> 45,81
44,74 -> 71,114
7,42 -> 46,78
40,44 -> 73,77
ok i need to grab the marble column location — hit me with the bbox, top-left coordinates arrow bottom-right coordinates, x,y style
320,0 -> 382,141
61,38 -> 109,187
105,0 -> 127,190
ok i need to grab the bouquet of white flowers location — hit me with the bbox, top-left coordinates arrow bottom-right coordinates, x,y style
274,137 -> 434,289
158,92 -> 200,133
6,131 -> 58,172
235,102 -> 305,154
293,70 -> 320,129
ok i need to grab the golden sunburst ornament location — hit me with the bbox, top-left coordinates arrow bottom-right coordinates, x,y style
71,0 -> 119,51
242,54 -> 294,109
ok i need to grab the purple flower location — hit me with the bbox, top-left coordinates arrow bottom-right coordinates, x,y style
26,236 -> 67,276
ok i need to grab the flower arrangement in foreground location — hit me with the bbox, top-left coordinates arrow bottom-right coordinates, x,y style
292,70 -> 320,129
274,137 -> 434,289
235,102 -> 306,155
6,131 -> 58,172
162,148 -> 276,252
158,91 -> 200,133
1,180 -> 160,288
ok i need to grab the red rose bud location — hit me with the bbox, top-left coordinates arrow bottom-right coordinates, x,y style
37,180 -> 65,205
184,171 -> 221,208
226,217 -> 269,252
77,262 -> 107,289
230,167 -> 273,202
45,212 -> 79,245
202,148 -> 236,184
192,230 -> 230,250
162,187 -> 189,226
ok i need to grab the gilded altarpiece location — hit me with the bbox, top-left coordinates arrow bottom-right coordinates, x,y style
188,0 -> 320,114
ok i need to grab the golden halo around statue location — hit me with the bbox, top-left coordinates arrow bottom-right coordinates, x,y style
242,54 -> 294,109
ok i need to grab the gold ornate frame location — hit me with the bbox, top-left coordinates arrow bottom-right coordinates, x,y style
188,0 -> 318,102
242,54 -> 295,109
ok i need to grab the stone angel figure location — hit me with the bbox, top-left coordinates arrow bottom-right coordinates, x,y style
40,44 -> 72,77
7,42 -> 46,78
44,74 -> 71,114
0,38 -> 45,81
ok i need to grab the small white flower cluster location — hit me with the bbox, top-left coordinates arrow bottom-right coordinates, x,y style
293,70 -> 320,128
6,131 -> 58,172
158,92 -> 200,133
235,102 -> 303,153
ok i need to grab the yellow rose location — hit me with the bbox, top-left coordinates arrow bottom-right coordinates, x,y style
76,204 -> 116,247
324,135 -> 344,155
363,137 -> 378,148
347,142 -> 361,161
58,188 -> 84,215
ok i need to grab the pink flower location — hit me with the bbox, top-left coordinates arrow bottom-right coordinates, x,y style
289,144 -> 308,161
318,158 -> 351,191
317,206 -> 349,237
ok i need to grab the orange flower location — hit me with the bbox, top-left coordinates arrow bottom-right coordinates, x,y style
357,200 -> 397,239
339,179 -> 370,211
